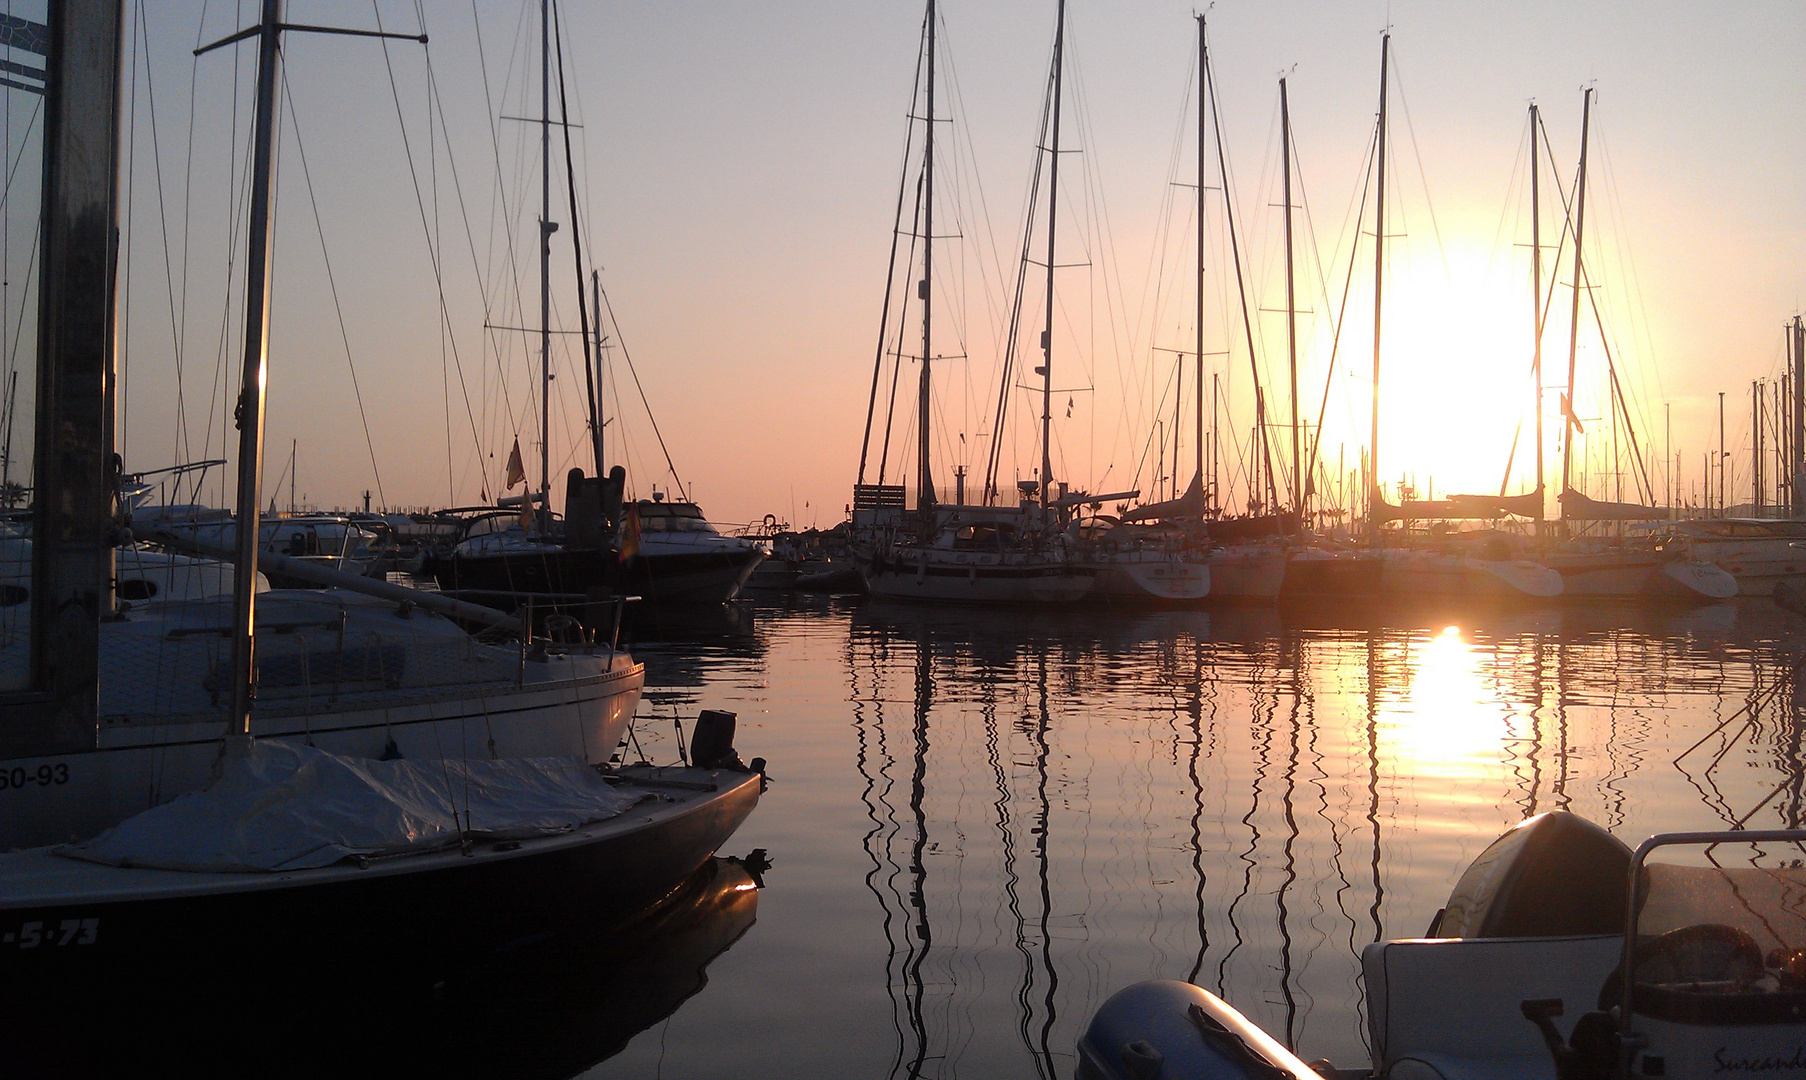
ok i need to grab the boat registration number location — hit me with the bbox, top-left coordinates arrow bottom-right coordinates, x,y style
0,764 -> 68,791
3,918 -> 99,948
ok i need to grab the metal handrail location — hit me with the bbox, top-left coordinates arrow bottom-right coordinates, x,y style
1618,827 -> 1806,1076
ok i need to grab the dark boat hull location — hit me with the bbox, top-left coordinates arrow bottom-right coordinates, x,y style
430,546 -> 763,608
0,769 -> 761,979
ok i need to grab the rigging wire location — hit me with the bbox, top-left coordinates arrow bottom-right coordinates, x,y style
858,8 -> 925,489
594,281 -> 684,493
276,63 -> 386,506
367,2 -> 487,499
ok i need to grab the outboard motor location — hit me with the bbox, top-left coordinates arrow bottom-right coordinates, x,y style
1429,811 -> 1630,938
1078,981 -> 1323,1080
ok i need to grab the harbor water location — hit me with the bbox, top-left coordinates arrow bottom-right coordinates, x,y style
587,594 -> 1806,1077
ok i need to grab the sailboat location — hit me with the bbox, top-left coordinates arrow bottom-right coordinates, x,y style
0,0 -> 758,963
1285,37 -> 1560,604
1118,15 -> 1288,604
426,4 -> 761,616
1530,90 -> 1734,603
855,0 -> 1094,606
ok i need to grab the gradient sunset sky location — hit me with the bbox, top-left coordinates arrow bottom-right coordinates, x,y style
97,1 -> 1803,526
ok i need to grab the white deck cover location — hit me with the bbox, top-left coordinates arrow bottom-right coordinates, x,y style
59,741 -> 644,873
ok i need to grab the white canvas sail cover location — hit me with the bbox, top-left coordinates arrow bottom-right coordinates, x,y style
61,741 -> 646,873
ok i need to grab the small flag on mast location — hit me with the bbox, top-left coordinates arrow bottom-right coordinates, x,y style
504,438 -> 526,489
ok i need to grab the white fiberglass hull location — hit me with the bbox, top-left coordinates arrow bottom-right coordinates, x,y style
1545,552 -> 1738,602
0,590 -> 644,850
1089,555 -> 1210,603
1378,550 -> 1564,599
1675,539 -> 1806,596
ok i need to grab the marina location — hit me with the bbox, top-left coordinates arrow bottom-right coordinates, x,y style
0,0 -> 1799,1076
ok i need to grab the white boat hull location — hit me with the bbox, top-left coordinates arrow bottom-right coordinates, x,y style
1090,556 -> 1210,602
1545,551 -> 1738,601
0,590 -> 644,850
1378,550 -> 1564,599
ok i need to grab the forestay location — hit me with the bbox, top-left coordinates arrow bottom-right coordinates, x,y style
59,741 -> 646,873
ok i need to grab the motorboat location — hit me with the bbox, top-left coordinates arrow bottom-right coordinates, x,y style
623,497 -> 765,605
1080,812 -> 1806,1079
4,853 -> 764,1078
430,479 -> 763,615
1653,518 -> 1806,597
0,737 -> 762,975
138,505 -> 385,585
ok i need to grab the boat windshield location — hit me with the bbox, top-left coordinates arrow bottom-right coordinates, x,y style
1630,843 -> 1806,1024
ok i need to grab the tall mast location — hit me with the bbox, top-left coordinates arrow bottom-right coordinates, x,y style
1793,315 -> 1804,516
226,0 -> 285,738
1039,0 -> 1066,511
593,268 -> 604,467
538,0 -> 552,524
1281,76 -> 1300,518
918,0 -> 936,518
1201,14 -> 1276,518
1530,103 -> 1544,524
1193,15 -> 1205,495
1754,380 -> 1764,511
1559,87 -> 1592,519
1367,33 -> 1388,539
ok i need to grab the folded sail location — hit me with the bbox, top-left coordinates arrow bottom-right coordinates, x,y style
1558,488 -> 1667,521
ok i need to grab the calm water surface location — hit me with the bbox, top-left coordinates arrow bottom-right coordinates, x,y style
589,596 -> 1804,1078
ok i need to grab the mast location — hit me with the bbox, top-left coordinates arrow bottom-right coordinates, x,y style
918,0 -> 936,520
1559,87 -> 1592,522
593,269 -> 604,467
225,0 -> 285,739
1193,15 -> 1205,496
1754,380 -> 1763,512
15,1 -> 125,759
1367,33 -> 1388,539
1281,76 -> 1300,518
1201,14 -> 1277,519
1794,315 -> 1804,517
538,0 -> 552,525
1039,0 -> 1066,511
1530,103 -> 1544,524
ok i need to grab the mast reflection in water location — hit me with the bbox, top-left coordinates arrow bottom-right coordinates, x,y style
598,596 -> 1806,1076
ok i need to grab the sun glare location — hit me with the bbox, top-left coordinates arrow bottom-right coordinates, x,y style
1380,626 -> 1514,786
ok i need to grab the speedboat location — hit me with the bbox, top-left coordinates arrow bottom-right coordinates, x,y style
1081,812 -> 1806,1078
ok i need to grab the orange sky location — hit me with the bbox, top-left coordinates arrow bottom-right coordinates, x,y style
92,1 -> 1805,526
